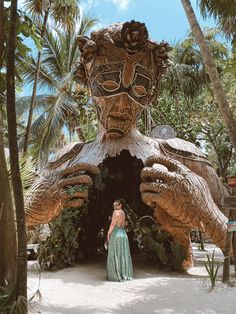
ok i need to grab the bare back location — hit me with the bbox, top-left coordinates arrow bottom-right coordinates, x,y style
113,209 -> 126,227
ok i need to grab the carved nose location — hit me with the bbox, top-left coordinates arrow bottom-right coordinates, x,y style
117,94 -> 130,112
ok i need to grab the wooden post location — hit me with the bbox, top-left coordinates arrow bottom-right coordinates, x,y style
233,232 -> 236,276
222,209 -> 233,283
231,182 -> 236,277
199,231 -> 205,251
222,176 -> 236,283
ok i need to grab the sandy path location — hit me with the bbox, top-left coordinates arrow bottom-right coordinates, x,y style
28,244 -> 236,314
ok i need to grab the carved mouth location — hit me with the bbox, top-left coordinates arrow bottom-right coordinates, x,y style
107,128 -> 125,135
106,112 -> 132,133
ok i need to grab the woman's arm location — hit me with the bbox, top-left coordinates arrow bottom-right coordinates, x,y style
107,211 -> 118,241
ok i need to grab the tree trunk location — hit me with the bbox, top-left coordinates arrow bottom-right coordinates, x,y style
0,0 -> 4,68
0,111 -> 17,287
23,8 -> 50,154
181,0 -> 236,153
6,0 -> 27,301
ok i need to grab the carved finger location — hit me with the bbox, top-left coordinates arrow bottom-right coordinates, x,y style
58,175 -> 93,188
141,167 -> 176,182
141,192 -> 162,207
65,198 -> 84,208
60,190 -> 88,199
140,182 -> 166,193
59,163 -> 100,177
144,155 -> 179,171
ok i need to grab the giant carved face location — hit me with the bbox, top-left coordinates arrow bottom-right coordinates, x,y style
76,21 -> 171,139
89,58 -> 156,138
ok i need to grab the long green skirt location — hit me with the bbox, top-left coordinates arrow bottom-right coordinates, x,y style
107,226 -> 133,282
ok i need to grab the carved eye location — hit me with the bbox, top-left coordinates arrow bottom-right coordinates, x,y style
101,80 -> 119,91
133,85 -> 147,97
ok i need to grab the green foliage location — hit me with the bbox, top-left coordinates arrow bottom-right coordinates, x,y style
18,11 -> 98,164
198,0 -> 236,42
1,7 -> 41,79
121,206 -> 186,272
0,286 -> 27,314
37,207 -> 87,271
6,154 -> 37,194
133,217 -> 186,271
203,249 -> 223,290
145,30 -> 235,180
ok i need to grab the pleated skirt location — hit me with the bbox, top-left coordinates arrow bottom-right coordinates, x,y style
107,226 -> 134,282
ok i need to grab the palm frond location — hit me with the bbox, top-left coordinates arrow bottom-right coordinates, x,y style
198,0 -> 236,20
6,154 -> 37,194
16,94 -> 51,116
42,27 -> 64,79
19,56 -> 56,91
77,14 -> 99,36
198,0 -> 236,40
50,0 -> 80,31
23,0 -> 51,17
37,92 -> 77,163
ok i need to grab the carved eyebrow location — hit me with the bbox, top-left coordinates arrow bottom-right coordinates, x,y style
134,64 -> 154,78
91,62 -> 123,76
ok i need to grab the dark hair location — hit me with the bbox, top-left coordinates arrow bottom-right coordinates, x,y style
113,198 -> 129,215
114,199 -> 122,205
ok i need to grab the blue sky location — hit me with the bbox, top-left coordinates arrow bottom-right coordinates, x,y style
19,0 -> 216,96
83,0 -> 215,43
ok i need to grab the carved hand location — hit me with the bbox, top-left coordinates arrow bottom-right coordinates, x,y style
140,155 -> 227,248
26,163 -> 100,227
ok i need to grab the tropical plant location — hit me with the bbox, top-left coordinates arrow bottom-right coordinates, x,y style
145,28 -> 235,179
23,0 -> 80,153
6,0 -> 27,305
203,249 -> 224,290
0,285 -> 27,314
0,1 -> 41,294
198,0 -> 236,42
181,0 -> 236,154
0,111 -> 17,288
133,216 -> 186,271
20,13 -> 98,165
37,206 -> 87,271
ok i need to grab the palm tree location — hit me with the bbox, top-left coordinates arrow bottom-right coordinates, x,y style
0,110 -> 17,289
181,0 -> 236,153
6,0 -> 27,302
156,28 -> 228,141
0,0 -> 4,68
0,2 -> 41,293
23,0 -> 80,154
198,0 -> 236,42
20,14 -> 97,165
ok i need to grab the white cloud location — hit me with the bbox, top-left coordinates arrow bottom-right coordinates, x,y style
111,0 -> 130,11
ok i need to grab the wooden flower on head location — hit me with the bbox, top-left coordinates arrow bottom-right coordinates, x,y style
120,20 -> 148,53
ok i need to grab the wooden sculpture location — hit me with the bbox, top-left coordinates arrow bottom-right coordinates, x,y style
26,21 -> 228,268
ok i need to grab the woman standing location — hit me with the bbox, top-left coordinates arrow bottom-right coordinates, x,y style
107,199 -> 134,282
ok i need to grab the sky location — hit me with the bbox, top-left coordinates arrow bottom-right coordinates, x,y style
19,0 -> 216,96
82,0 -> 215,43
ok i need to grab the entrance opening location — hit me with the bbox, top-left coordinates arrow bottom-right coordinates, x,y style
83,150 -> 152,257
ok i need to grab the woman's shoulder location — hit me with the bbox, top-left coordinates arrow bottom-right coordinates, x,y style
113,209 -> 125,215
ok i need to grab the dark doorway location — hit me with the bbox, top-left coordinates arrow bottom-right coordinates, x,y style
83,150 -> 152,257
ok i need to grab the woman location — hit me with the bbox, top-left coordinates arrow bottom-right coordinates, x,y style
106,199 -> 134,282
